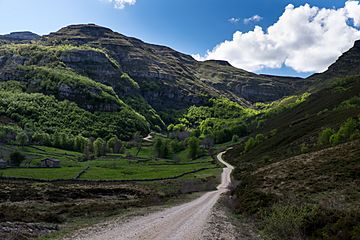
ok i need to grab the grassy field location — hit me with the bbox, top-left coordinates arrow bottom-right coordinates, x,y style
0,141 -> 220,181
0,167 -> 84,180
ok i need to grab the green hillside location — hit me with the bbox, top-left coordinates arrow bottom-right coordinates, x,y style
224,74 -> 360,239
0,81 -> 149,141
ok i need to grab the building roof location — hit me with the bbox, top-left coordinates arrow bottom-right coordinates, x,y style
42,158 -> 60,162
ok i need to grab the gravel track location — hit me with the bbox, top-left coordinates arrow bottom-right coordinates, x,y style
65,151 -> 234,240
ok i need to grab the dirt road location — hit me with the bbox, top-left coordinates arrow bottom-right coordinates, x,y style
65,151 -> 234,240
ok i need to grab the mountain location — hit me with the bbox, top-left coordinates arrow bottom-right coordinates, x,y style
0,24 -> 311,136
39,24 -> 309,108
0,31 -> 40,41
0,24 -> 310,140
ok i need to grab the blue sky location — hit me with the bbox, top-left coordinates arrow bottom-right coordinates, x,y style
0,0 -> 359,77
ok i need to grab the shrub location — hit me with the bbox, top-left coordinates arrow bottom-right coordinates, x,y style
261,204 -> 314,240
9,151 -> 25,167
338,118 -> 357,139
318,128 -> 335,146
350,130 -> 360,140
255,134 -> 266,144
300,143 -> 309,153
232,135 -> 240,143
336,96 -> 360,110
244,137 -> 256,152
330,133 -> 344,146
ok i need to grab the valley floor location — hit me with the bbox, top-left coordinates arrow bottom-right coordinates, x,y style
61,152 -> 239,240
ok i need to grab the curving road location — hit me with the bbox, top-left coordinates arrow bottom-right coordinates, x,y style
66,150 -> 234,240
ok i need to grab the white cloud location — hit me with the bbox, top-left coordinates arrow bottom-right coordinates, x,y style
108,0 -> 136,9
243,15 -> 263,24
228,17 -> 240,24
195,1 -> 360,73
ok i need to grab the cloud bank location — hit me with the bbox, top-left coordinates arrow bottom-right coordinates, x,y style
108,0 -> 136,9
194,1 -> 360,73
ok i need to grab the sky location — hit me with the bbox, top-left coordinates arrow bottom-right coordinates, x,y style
0,0 -> 360,77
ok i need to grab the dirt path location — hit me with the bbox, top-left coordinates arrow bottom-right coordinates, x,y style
64,151 -> 233,240
142,134 -> 153,142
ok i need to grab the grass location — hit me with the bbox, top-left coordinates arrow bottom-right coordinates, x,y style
0,144 -> 220,181
0,167 -> 83,180
80,161 -> 216,180
126,145 -> 154,158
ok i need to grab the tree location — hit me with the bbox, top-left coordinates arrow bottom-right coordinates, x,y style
52,132 -> 61,147
10,151 -> 25,167
74,135 -> 87,152
201,137 -> 214,149
107,136 -> 122,153
93,138 -> 106,157
170,139 -> 184,153
154,138 -> 163,158
59,133 -> 67,148
83,140 -> 93,160
88,137 -> 95,153
16,132 -> 29,146
65,135 -> 74,150
167,124 -> 175,132
187,137 -> 200,159
132,132 -> 142,156
154,138 -> 171,158
32,132 -> 44,145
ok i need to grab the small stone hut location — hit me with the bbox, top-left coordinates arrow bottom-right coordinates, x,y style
41,158 -> 60,168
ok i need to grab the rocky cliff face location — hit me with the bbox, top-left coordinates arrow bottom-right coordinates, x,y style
41,24 -> 310,110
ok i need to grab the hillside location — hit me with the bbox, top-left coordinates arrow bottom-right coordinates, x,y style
0,31 -> 40,42
223,41 -> 360,239
0,24 -> 311,141
309,40 -> 360,88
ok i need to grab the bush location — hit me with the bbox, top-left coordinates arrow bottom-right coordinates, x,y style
300,143 -> 309,153
350,130 -> 360,140
10,151 -> 25,167
232,135 -> 240,143
255,134 -> 266,144
338,118 -> 357,139
318,128 -> 335,146
261,204 -> 314,240
244,137 -> 256,152
302,207 -> 360,240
